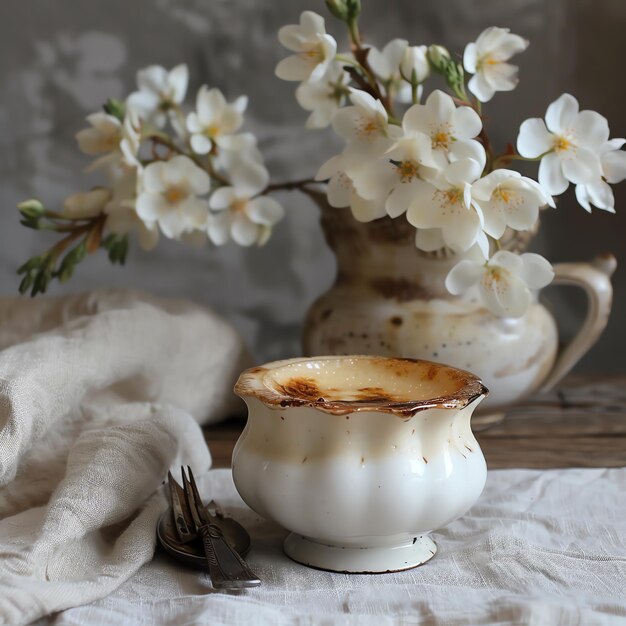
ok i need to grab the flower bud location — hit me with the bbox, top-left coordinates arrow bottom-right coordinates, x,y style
401,45 -> 430,83
17,199 -> 44,219
325,0 -> 361,22
103,98 -> 125,122
427,45 -> 451,72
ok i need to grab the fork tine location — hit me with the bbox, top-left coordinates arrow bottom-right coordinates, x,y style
187,466 -> 210,524
168,471 -> 193,542
181,465 -> 204,531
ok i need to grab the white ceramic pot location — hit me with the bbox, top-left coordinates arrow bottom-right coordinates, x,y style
233,355 -> 488,573
303,196 -> 616,424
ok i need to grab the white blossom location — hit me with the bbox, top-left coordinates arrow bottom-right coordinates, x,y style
471,169 -> 554,238
126,64 -> 188,128
63,188 -> 111,219
136,155 -> 210,239
367,39 -> 411,102
445,250 -> 554,318
275,11 -> 337,82
346,132 -> 438,219
406,158 -> 486,254
75,111 -> 140,171
295,62 -> 350,129
400,45 -> 430,84
575,138 -> 626,213
106,169 -> 159,251
332,89 -> 402,164
463,27 -> 528,103
207,165 -> 283,246
316,155 -> 387,222
186,86 -> 248,155
402,90 -> 485,170
517,93 -> 607,195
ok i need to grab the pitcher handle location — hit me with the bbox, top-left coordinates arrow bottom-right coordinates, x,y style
540,254 -> 616,392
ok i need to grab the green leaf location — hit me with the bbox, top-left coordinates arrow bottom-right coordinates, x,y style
17,256 -> 42,275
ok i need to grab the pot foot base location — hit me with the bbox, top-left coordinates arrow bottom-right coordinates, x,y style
283,533 -> 437,573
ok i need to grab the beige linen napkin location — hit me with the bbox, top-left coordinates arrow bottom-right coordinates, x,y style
0,289 -> 249,626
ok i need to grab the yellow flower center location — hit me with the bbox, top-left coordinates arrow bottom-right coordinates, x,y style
493,187 -> 512,204
477,54 -> 501,70
397,160 -> 420,182
206,124 -> 221,138
432,131 -> 451,150
482,266 -> 510,295
553,135 -> 572,153
164,186 -> 187,204
433,186 -> 465,215
357,117 -> 382,139
302,45 -> 323,60
232,198 -> 248,213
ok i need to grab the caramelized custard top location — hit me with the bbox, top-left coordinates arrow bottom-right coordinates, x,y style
235,356 -> 488,417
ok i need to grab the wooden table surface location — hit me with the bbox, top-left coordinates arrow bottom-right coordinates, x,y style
204,376 -> 626,469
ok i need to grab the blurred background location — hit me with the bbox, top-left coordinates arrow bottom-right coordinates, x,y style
1,0 -> 624,371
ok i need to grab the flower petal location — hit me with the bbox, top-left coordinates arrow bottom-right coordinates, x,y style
451,105 -> 482,139
482,61 -> 518,92
327,172 -> 352,207
490,250 -> 525,275
468,72 -> 495,103
463,42 -> 478,73
472,169 -> 520,201
300,10 -> 326,38
385,179 -> 419,218
275,54 -> 314,81
168,64 -> 188,103
490,32 -> 528,60
521,253 -> 554,289
196,86 -> 225,124
350,193 -> 386,222
545,93 -> 579,134
137,65 -> 168,94
415,227 -> 446,252
230,160 -> 269,196
142,162 -> 167,193
538,152 -> 569,195
159,208 -> 186,239
248,196 -> 285,225
572,110 -> 610,149
180,197 -> 208,229
207,211 -> 233,245
190,133 -> 213,155
561,147 -> 602,184
517,118 -> 553,158
445,260 -> 483,295
209,187 -> 238,210
231,213 -> 260,246
348,159 -> 397,201
316,154 -> 343,181
136,192 -> 167,222
480,270 -> 531,318
602,149 -> 626,184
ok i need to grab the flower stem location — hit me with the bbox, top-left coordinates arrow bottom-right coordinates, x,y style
492,151 -> 548,169
264,177 -> 317,194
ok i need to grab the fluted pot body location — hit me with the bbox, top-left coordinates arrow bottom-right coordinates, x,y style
303,200 -> 616,415
233,356 -> 488,573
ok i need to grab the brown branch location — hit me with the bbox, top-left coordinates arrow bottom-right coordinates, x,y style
263,177 -> 318,194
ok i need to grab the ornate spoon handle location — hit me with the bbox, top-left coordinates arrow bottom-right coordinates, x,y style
198,522 -> 261,589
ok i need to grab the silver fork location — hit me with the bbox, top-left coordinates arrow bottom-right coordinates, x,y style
178,466 -> 261,589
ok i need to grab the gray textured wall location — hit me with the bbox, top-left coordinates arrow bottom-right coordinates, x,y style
1,0 -> 624,371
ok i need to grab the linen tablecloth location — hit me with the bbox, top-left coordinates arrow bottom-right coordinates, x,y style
36,467 -> 626,626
